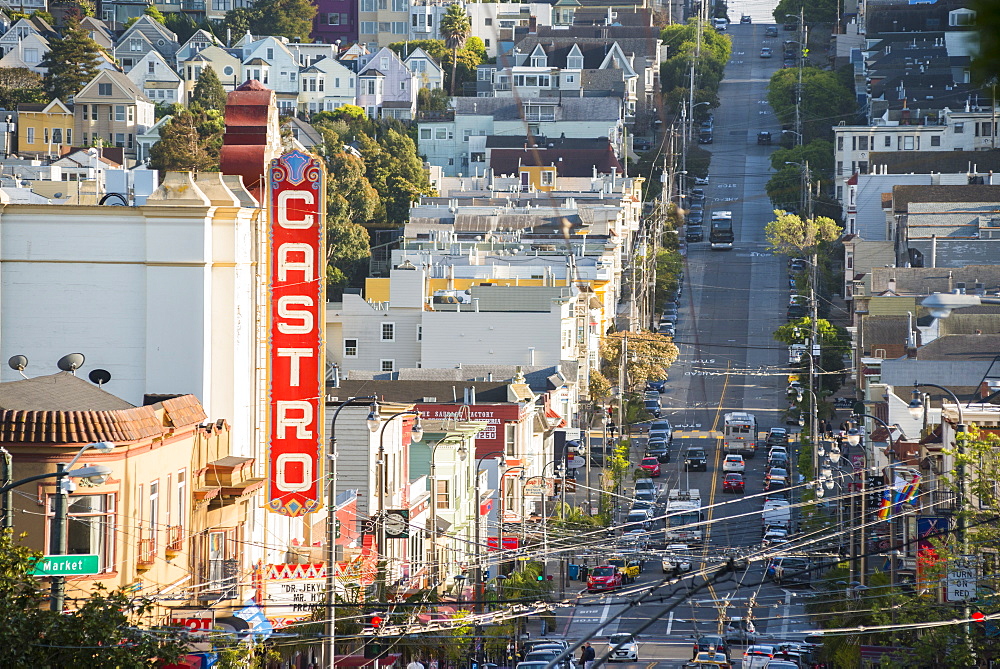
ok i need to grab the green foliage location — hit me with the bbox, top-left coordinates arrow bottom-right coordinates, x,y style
41,17 -> 103,101
589,371 -> 612,401
600,331 -> 680,392
772,0 -> 837,25
191,65 -> 228,112
221,0 -> 315,42
144,4 -> 165,23
388,38 -> 483,98
256,0 -> 316,41
653,248 -> 683,305
417,87 -> 450,111
767,67 -> 855,143
0,67 -> 47,108
659,21 -> 732,96
972,0 -> 1000,84
440,3 -> 472,95
764,210 -> 842,256
0,531 -> 187,666
149,108 -> 222,174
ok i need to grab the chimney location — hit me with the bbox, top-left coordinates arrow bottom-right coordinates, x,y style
888,277 -> 897,293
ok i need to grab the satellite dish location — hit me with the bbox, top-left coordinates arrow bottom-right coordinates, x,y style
89,369 -> 112,386
53,192 -> 63,199
8,355 -> 29,378
57,353 -> 86,374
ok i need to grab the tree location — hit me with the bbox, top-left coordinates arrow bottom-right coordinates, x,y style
772,0 -> 837,25
767,67 -> 855,143
41,17 -> 103,101
149,109 -> 219,173
191,65 -> 227,112
221,6 -> 262,39
599,331 -> 679,392
972,0 -> 1000,84
417,87 -> 450,111
0,67 -> 47,108
439,3 -> 471,96
0,532 -> 187,666
255,0 -> 316,41
764,210 -> 841,257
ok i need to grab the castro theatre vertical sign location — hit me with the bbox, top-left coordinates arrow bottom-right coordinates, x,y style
267,150 -> 326,517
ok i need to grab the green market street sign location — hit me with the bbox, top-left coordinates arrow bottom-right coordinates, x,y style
31,554 -> 100,576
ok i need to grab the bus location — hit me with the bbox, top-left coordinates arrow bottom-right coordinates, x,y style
723,412 -> 758,457
665,488 -> 704,543
710,211 -> 734,250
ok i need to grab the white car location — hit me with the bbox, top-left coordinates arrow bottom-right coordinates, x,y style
722,454 -> 745,473
768,446 -> 789,460
607,633 -> 638,662
694,175 -> 709,185
662,546 -> 693,573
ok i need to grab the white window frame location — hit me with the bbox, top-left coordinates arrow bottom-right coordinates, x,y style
380,359 -> 395,372
381,322 -> 395,341
344,338 -> 359,357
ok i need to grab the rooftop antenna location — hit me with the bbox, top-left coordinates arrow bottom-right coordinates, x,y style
56,352 -> 86,375
7,355 -> 28,379
88,369 -> 112,387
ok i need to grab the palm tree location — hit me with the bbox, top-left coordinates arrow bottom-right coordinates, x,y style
439,2 -> 471,96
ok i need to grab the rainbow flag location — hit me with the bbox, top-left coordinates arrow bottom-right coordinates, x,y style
877,488 -> 893,521
893,472 -> 922,511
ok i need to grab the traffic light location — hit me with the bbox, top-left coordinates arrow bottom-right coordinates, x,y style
370,614 -> 384,628
364,640 -> 385,659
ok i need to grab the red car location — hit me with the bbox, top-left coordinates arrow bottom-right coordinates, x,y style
723,473 -> 745,493
587,565 -> 624,592
640,456 -> 661,477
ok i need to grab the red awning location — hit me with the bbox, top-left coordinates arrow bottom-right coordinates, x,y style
334,653 -> 402,667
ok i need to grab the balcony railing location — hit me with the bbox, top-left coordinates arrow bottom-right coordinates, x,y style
166,525 -> 184,554
181,0 -> 205,10
137,538 -> 156,568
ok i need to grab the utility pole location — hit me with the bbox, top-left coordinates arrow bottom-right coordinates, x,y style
794,8 -> 805,148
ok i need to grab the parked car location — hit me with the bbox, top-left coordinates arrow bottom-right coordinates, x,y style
765,26 -> 779,36
607,633 -> 639,662
698,130 -> 714,144
694,175 -> 710,185
740,14 -> 751,23
722,454 -> 745,473
643,399 -> 661,417
626,508 -> 653,530
686,225 -> 704,242
640,456 -> 661,477
685,448 -> 708,471
522,650 -> 571,669
635,478 -> 658,495
723,473 -> 745,493
646,442 -> 671,464
646,379 -> 667,393
587,565 -> 623,592
693,635 -> 731,660
650,420 -> 673,443
767,453 -> 789,471
766,428 -> 789,446
690,188 -> 706,201
768,446 -> 789,459
765,467 -> 788,491
762,527 -> 790,547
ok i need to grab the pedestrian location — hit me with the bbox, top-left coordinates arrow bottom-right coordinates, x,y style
581,642 -> 596,669
407,658 -> 425,669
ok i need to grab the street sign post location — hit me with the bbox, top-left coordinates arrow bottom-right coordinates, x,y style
946,556 -> 979,602
31,554 -> 100,576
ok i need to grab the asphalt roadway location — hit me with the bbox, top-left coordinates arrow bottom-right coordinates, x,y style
551,18 -> 821,669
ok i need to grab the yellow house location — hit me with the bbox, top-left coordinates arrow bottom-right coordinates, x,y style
2,372 -> 262,622
17,98 -> 75,158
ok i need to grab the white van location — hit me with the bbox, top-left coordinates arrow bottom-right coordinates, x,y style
713,17 -> 728,31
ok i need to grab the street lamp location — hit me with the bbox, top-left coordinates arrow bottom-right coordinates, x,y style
920,291 -> 1000,319
908,381 -> 974,657
474,450 -> 507,612
325,396 -> 378,665
375,409 -> 423,598
0,441 -> 116,611
428,437 -> 468,590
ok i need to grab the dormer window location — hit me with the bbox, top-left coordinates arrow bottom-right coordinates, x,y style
531,55 -> 547,67
567,55 -> 583,69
